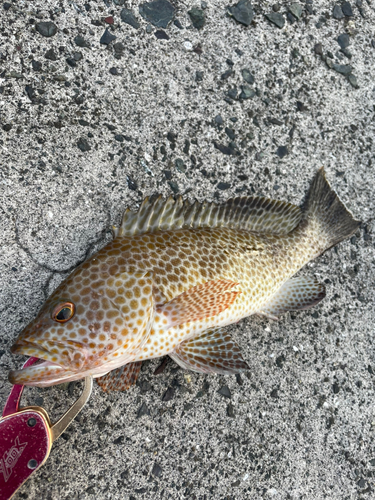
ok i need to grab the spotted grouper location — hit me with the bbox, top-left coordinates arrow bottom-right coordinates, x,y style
9,168 -> 360,390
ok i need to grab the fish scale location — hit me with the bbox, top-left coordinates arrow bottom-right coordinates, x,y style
9,168 -> 361,390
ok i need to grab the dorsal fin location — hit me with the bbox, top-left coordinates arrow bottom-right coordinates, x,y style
114,194 -> 302,238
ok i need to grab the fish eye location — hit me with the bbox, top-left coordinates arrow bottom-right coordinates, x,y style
52,302 -> 75,323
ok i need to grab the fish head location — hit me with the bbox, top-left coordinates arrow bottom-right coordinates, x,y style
9,262 -> 155,387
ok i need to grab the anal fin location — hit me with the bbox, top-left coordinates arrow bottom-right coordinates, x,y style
258,276 -> 326,319
157,279 -> 241,328
96,361 -> 142,392
170,328 -> 249,375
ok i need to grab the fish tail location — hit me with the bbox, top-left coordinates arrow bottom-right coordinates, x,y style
301,167 -> 361,253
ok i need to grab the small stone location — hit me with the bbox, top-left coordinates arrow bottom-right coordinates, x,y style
34,396 -> 44,406
100,28 -> 116,45
174,19 -> 183,29
188,8 -> 206,30
74,35 -> 90,48
139,0 -> 175,28
239,85 -> 256,99
218,385 -> 232,398
162,387 -> 175,401
348,74 -> 359,88
175,158 -> 186,172
270,388 -> 278,398
296,101 -> 307,111
127,176 -> 138,191
288,3 -> 303,19
78,119 -> 89,126
342,1 -> 353,16
269,117 -> 283,125
66,58 -> 77,68
217,181 -> 231,190
273,4 -> 281,12
314,43 -> 323,55
227,403 -> 235,417
152,463 -> 162,477
325,57 -> 334,69
36,21 -> 57,37
167,131 -> 177,143
77,138 -> 91,152
214,142 -> 236,155
241,68 -> 254,84
276,145 -> 288,158
341,47 -> 352,59
3,2 -> 11,10
2,124 -> 12,131
146,24 -> 153,33
225,127 -> 235,140
30,61 -> 42,74
114,134 -> 124,141
227,87 -> 238,100
292,49 -> 300,59
105,16 -> 114,24
73,52 -> 82,61
201,1 -> 208,8
195,71 -> 204,81
154,29 -> 169,39
265,12 -> 285,28
114,42 -> 125,55
287,12 -> 296,23
215,114 -> 224,125
357,478 -> 366,489
45,48 -> 57,61
332,382 -> 340,394
221,69 -> 234,80
332,4 -> 344,19
168,181 -> 179,193
137,402 -> 150,418
337,33 -> 350,49
332,63 -> 352,75
120,8 -> 140,29
227,0 -> 254,27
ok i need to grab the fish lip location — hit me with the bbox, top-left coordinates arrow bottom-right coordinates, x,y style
11,342 -> 55,361
9,341 -> 68,383
8,362 -> 68,387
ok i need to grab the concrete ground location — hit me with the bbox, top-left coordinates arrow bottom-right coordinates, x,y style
1,0 -> 374,498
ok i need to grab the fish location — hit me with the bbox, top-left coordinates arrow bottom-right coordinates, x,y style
9,168 -> 361,391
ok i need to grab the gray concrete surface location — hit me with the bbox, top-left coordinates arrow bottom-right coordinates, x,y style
1,0 -> 374,498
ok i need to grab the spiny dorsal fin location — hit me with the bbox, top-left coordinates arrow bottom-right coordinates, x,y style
115,194 -> 302,238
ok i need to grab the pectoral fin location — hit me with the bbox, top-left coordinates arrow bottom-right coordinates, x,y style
170,328 -> 249,374
258,276 -> 326,319
157,279 -> 241,328
97,361 -> 142,392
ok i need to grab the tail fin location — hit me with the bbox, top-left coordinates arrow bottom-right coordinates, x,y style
302,168 -> 361,251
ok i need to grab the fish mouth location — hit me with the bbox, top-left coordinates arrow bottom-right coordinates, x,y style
9,342 -> 79,387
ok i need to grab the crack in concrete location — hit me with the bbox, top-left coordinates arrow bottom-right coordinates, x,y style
13,204 -> 113,277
